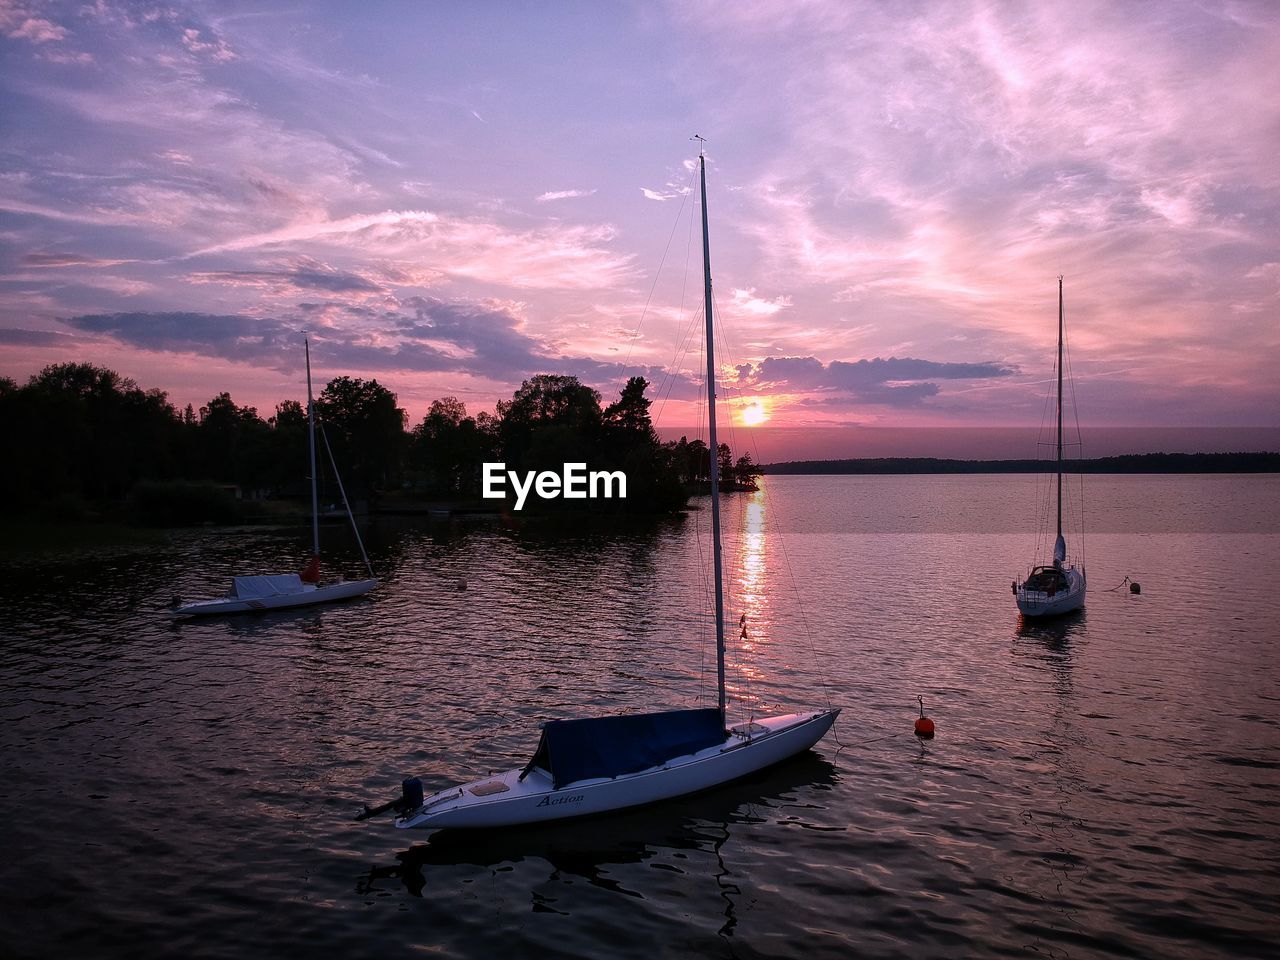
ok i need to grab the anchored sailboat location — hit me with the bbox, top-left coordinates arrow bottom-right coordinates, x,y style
360,145 -> 839,831
173,338 -> 379,616
1014,278 -> 1086,618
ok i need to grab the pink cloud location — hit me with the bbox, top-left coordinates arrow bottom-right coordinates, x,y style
190,210 -> 635,290
13,18 -> 67,42
728,288 -> 792,317
537,189 -> 596,202
180,27 -> 235,62
23,252 -> 134,267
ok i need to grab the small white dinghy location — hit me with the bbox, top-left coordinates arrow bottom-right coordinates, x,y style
360,142 -> 839,832
1014,277 -> 1086,619
173,571 -> 377,616
173,338 -> 378,617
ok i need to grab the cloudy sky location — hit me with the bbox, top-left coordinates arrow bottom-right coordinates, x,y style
1,0 -> 1277,456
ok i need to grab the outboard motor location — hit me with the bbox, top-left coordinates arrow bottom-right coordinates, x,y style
355,776 -> 425,822
398,776 -> 424,813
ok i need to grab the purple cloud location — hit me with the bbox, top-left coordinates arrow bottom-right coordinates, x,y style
61,312 -> 297,365
191,267 -> 383,294
740,355 -> 1015,406
56,306 -> 697,400
0,327 -> 78,346
23,252 -> 132,268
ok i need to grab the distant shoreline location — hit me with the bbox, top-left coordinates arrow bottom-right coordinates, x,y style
761,452 -> 1280,475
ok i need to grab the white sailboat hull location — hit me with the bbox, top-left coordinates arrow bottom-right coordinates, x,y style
173,578 -> 378,617
1016,566 -> 1085,618
395,709 -> 840,831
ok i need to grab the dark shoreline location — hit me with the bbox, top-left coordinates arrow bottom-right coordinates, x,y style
762,452 -> 1280,475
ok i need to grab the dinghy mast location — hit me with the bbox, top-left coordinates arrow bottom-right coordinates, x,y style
697,138 -> 727,720
305,335 -> 320,558
1056,275 -> 1064,559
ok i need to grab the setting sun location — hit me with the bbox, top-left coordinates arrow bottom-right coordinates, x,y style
741,400 -> 769,427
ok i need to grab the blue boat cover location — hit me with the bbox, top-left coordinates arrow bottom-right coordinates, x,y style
524,708 -> 726,789
233,574 -> 305,598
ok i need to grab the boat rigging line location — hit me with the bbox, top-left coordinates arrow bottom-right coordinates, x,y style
316,420 -> 375,578
1107,576 -> 1142,594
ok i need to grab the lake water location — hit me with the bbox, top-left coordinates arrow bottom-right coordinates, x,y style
2,474 -> 1277,959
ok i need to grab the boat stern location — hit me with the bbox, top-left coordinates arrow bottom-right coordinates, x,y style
1016,565 -> 1086,617
394,785 -> 466,829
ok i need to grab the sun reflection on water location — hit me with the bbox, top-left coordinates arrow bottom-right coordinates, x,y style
726,489 -> 771,714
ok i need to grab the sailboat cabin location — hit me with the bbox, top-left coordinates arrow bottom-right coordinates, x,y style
1022,565 -> 1070,596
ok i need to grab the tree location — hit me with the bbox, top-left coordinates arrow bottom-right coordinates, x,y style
315,376 -> 406,497
196,392 -> 271,489
410,397 -> 491,495
603,376 -> 658,445
716,443 -> 735,488
0,361 -> 695,518
498,375 -> 602,429
29,362 -> 134,399
496,375 -> 602,473
266,400 -> 309,495
12,362 -> 183,503
733,452 -> 761,489
272,399 -> 307,429
421,396 -> 468,430
123,387 -> 184,484
674,437 -> 711,482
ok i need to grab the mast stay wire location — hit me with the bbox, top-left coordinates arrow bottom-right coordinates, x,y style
616,163 -> 700,394
1062,284 -> 1086,568
639,163 -> 720,709
704,281 -> 837,717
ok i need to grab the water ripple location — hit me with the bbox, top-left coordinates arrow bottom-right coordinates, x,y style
1,476 -> 1278,958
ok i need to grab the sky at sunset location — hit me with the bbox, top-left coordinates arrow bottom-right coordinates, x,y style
2,0 -> 1277,459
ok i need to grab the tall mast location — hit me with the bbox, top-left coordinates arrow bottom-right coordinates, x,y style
698,143 -> 727,718
1056,276 -> 1064,544
305,336 -> 320,557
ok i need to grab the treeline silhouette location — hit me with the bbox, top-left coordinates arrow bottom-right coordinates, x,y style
0,363 -> 760,523
763,453 -> 1280,474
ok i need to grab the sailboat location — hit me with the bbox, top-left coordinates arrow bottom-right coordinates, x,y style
1014,277 -> 1086,618
172,338 -> 379,616
360,145 -> 839,831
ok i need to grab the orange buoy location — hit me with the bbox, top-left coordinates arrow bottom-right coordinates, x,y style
914,696 -> 935,739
